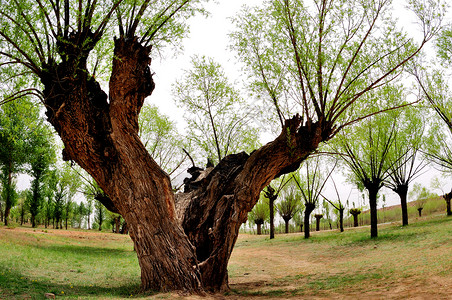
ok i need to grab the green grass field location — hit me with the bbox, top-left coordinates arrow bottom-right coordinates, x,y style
0,215 -> 451,299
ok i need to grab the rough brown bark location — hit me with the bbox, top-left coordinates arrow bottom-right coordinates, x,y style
41,34 -> 202,293
177,116 -> 330,291
40,25 -> 333,292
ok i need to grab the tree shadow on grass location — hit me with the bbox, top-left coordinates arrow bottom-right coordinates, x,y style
0,267 -> 145,299
37,244 -> 132,258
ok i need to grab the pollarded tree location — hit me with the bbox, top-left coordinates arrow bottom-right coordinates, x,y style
414,26 -> 452,217
263,176 -> 292,239
409,183 -> 437,217
248,197 -> 269,235
335,86 -> 406,237
0,0 -> 444,293
292,210 -> 304,233
173,55 -> 260,165
322,178 -> 350,232
349,208 -> 362,227
277,187 -> 301,233
385,105 -> 426,226
293,156 -> 334,239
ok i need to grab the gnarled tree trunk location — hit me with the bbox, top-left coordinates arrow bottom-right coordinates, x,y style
41,34 -> 202,293
41,28 -> 332,292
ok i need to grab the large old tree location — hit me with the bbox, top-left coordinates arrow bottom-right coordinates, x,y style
0,0 -> 444,293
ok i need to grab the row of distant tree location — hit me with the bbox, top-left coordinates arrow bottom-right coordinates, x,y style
247,177 -> 444,237
2,55 -> 452,235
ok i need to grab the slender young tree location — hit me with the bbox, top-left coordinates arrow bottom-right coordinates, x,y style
385,105 -> 426,226
277,187 -> 301,233
293,156 -> 334,239
263,176 -> 291,239
321,177 -> 350,232
248,197 -> 269,235
95,200 -> 106,231
27,126 -> 56,228
173,55 -> 260,165
0,98 -> 40,225
0,0 -> 444,292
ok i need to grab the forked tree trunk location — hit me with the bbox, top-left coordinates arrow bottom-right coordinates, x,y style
41,35 -> 202,293
394,184 -> 409,226
283,217 -> 290,234
304,204 -> 315,239
314,214 -> 323,231
41,31 -> 331,292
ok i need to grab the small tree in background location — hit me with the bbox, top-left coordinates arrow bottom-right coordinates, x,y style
314,214 -> 323,231
322,179 -> 351,233
292,210 -> 304,233
409,183 -> 437,217
173,55 -> 260,166
349,208 -> 362,227
293,157 -> 334,239
263,175 -> 292,239
248,198 -> 269,235
277,187 -> 301,234
95,200 -> 106,231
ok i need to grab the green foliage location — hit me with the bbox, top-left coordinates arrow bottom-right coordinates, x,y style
248,197 -> 270,226
26,124 -> 56,227
173,55 -> 260,164
0,0 -> 210,101
0,97 -> 44,223
409,182 -> 437,210
293,156 -> 333,208
334,85 -> 407,191
436,25 -> 452,66
138,104 -> 188,181
277,187 -> 301,222
230,0 -> 445,132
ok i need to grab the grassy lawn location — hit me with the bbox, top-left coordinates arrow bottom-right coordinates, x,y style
0,216 -> 451,299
